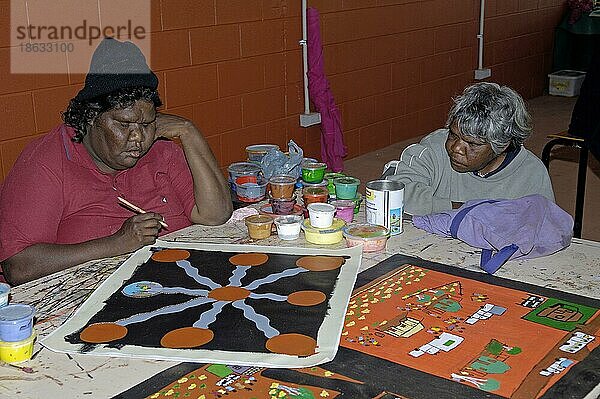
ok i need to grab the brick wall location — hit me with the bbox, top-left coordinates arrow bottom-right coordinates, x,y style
0,0 -> 566,181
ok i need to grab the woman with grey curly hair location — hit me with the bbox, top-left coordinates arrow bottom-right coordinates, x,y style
384,82 -> 555,216
447,82 -> 532,154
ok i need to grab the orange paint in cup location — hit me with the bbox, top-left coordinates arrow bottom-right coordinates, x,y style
302,186 -> 329,206
244,215 -> 273,240
269,175 -> 296,199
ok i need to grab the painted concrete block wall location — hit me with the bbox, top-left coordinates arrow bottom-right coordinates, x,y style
0,0 -> 566,181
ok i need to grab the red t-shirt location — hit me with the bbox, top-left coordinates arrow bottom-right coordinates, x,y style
0,124 -> 195,262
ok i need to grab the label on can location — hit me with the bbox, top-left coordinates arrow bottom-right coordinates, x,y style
365,180 -> 404,235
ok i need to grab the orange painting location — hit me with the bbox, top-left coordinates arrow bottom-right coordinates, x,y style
341,264 -> 600,398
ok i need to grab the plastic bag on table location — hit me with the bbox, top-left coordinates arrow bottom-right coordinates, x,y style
260,140 -> 304,180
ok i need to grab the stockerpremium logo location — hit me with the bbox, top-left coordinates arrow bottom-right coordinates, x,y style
10,0 -> 151,74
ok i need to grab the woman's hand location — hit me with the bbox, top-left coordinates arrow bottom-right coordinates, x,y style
155,113 -> 195,141
112,213 -> 164,253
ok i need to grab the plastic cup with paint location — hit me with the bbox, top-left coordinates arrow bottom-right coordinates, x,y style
259,203 -> 304,218
301,218 -> 346,245
343,223 -> 390,252
333,176 -> 360,199
235,177 -> 268,203
0,304 -> 35,342
227,162 -> 261,192
307,202 -> 336,228
351,194 -> 363,214
301,162 -> 327,183
0,283 -> 10,308
269,196 -> 297,215
330,199 -> 355,224
269,174 -> 296,199
0,331 -> 36,364
244,214 -> 274,240
245,144 -> 280,163
274,215 -> 303,240
234,174 -> 258,186
324,172 -> 345,196
302,186 -> 329,206
301,179 -> 328,190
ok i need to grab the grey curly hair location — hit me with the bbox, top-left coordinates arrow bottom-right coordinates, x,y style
446,82 -> 532,154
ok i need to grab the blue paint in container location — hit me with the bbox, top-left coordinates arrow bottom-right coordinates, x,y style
0,304 -> 36,342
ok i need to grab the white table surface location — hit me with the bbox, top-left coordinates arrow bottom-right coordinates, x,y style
4,206 -> 600,399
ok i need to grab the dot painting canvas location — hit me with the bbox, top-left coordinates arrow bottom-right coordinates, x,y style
42,241 -> 363,367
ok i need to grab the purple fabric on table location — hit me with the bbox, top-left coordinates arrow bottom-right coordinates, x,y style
307,7 -> 347,172
413,195 -> 574,274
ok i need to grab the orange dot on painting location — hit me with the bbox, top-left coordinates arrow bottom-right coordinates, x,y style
151,249 -> 191,262
80,323 -> 128,343
296,256 -> 345,271
208,286 -> 251,301
229,253 -> 269,266
287,290 -> 327,306
160,327 -> 214,348
266,333 -> 317,356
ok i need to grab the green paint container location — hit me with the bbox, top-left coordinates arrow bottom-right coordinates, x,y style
301,162 -> 327,183
324,172 -> 345,196
351,194 -> 363,214
333,176 -> 360,200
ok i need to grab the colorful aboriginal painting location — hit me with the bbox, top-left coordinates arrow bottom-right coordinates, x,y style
42,241 -> 363,367
119,254 -> 600,399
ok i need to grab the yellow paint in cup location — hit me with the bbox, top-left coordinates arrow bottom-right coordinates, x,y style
0,331 -> 36,364
301,218 -> 345,245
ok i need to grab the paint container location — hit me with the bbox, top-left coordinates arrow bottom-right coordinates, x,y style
0,283 -> 10,308
259,204 -> 304,218
246,144 -> 280,163
269,196 -> 297,215
0,331 -> 36,364
330,199 -> 355,224
235,177 -> 268,203
227,162 -> 262,192
333,177 -> 360,199
0,304 -> 35,342
244,215 -> 274,240
302,218 -> 345,245
302,186 -> 329,206
365,179 -> 405,235
324,172 -> 345,196
343,223 -> 390,252
301,162 -> 327,183
234,174 -> 258,186
301,179 -> 328,189
307,202 -> 336,228
351,194 -> 363,214
269,175 -> 296,199
274,215 -> 303,240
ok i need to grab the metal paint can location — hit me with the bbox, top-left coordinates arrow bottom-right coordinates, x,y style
365,180 -> 404,235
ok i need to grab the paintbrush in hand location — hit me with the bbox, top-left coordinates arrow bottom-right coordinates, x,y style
117,197 -> 168,229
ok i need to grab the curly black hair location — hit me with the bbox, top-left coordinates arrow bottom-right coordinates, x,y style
63,86 -> 162,142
